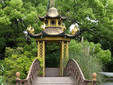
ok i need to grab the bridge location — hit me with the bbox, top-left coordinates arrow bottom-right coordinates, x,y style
16,1 -> 97,85
16,59 -> 97,85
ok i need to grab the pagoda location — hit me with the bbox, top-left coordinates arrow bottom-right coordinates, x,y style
27,3 -> 79,77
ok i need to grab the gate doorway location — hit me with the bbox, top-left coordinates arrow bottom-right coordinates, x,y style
45,43 -> 60,68
45,43 -> 60,77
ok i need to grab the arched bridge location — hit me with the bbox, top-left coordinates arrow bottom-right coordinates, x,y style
16,59 -> 97,85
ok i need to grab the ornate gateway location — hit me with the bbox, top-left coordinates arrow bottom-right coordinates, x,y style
27,5 -> 79,77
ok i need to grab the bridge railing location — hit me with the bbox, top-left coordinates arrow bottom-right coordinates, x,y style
64,59 -> 97,85
16,59 -> 41,85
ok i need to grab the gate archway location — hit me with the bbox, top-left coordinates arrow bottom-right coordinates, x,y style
27,7 -> 79,77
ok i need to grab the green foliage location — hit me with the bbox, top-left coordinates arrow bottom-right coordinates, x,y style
0,0 -> 113,84
0,60 -> 7,85
4,47 -> 32,83
45,43 -> 60,67
69,40 -> 111,81
69,40 -> 111,65
2,39 -> 37,84
23,39 -> 37,58
56,0 -> 113,65
38,58 -> 43,68
105,57 -> 113,72
37,57 -> 43,76
0,61 -> 5,75
97,50 -> 111,65
0,76 -> 7,85
0,0 -> 113,71
0,0 -> 47,58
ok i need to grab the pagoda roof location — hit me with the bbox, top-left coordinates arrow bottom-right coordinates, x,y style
39,7 -> 67,21
28,7 -> 79,39
28,29 -> 79,39
42,27 -> 64,36
39,16 -> 67,21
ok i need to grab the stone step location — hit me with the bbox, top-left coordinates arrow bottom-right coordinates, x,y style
33,83 -> 74,85
45,68 -> 60,77
33,77 -> 75,85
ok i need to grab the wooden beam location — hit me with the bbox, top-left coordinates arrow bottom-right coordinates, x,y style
37,37 -> 70,41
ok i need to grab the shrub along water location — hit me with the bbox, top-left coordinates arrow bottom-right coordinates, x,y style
0,60 -> 7,85
69,39 -> 111,82
1,39 -> 37,84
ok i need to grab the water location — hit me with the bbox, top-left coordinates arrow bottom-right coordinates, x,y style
99,72 -> 113,85
99,72 -> 113,77
100,81 -> 113,85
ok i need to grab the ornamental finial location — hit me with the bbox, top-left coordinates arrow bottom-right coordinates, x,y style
27,25 -> 34,34
92,73 -> 97,81
16,72 -> 20,80
92,73 -> 97,85
50,0 -> 55,7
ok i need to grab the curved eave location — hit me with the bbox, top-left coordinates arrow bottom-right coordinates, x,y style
28,32 -> 42,38
42,30 -> 65,37
39,17 -> 45,21
28,31 -> 80,39
65,31 -> 80,39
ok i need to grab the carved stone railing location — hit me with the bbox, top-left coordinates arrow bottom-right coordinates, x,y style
64,59 -> 97,85
16,59 -> 41,85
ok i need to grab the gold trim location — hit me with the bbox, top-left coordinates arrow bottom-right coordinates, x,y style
43,19 -> 64,28
36,37 -> 70,41
66,42 -> 69,59
37,41 -> 45,77
43,41 -> 45,77
56,19 -> 58,26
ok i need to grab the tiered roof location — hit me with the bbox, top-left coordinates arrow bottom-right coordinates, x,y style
28,7 -> 79,39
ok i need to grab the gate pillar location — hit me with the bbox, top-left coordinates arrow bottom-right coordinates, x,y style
37,41 -> 45,77
60,41 -> 69,76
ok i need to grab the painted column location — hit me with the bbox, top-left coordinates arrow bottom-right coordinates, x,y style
60,41 -> 69,76
60,41 -> 64,76
37,41 -> 45,77
66,42 -> 69,59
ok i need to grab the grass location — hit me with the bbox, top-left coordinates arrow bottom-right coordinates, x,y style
68,39 -> 104,82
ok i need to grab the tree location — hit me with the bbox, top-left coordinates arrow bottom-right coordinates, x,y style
69,40 -> 111,65
0,0 -> 113,77
0,0 -> 47,59
56,0 -> 113,71
3,39 -> 37,84
56,0 -> 113,52
69,40 -> 111,81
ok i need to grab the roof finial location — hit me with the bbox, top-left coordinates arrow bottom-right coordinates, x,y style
50,0 -> 55,7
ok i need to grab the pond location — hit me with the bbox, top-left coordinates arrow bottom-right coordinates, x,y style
99,72 -> 113,85
100,81 -> 113,85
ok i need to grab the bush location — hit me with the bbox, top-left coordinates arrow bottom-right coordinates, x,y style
69,39 -> 111,81
3,39 -> 37,84
3,47 -> 34,84
69,40 -> 111,65
0,76 -> 7,85
0,61 -> 7,85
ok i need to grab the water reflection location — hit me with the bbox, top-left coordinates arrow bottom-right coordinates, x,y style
99,72 -> 113,77
100,81 -> 113,85
99,72 -> 113,85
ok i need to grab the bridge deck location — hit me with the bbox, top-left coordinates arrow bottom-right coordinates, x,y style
45,68 -> 60,77
33,77 -> 75,85
16,59 -> 97,85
